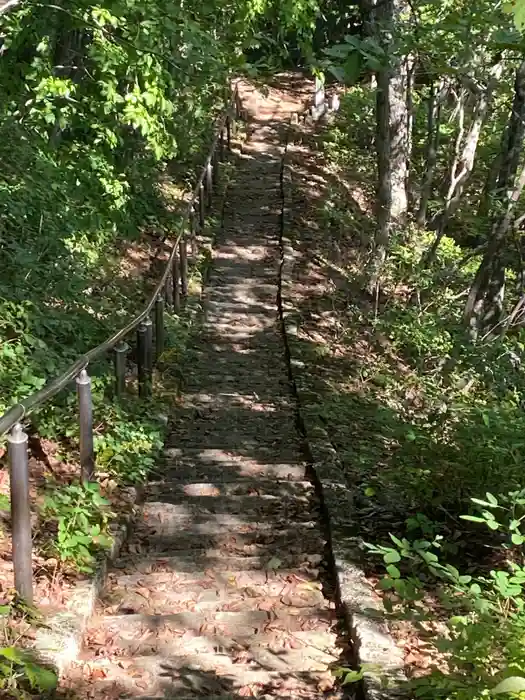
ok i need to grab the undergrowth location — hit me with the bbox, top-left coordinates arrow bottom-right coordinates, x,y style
293,87 -> 525,698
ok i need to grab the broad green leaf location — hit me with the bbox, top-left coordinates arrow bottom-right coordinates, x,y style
386,564 -> 401,579
384,550 -> 401,564
492,676 -> 525,694
460,515 -> 486,523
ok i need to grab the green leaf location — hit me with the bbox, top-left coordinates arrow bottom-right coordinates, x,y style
378,577 -> 395,590
471,498 -> 500,508
514,0 -> 525,30
0,646 -> 25,663
342,669 -> 364,685
384,550 -> 401,564
492,676 -> 525,694
25,663 -> 58,691
460,515 -> 486,523
386,564 -> 401,579
486,492 -> 498,506
512,533 -> 524,545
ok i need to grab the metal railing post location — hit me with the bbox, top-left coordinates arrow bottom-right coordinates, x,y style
180,235 -> 188,297
219,128 -> 225,162
137,318 -> 153,398
164,272 -> 173,311
173,248 -> 181,313
190,207 -> 198,259
213,151 -> 220,191
155,295 -> 165,362
114,341 -> 129,398
77,369 -> 95,483
206,162 -> 213,208
199,183 -> 205,228
8,423 -> 32,604
226,115 -> 231,150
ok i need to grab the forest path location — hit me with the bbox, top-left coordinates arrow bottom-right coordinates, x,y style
62,77 -> 345,700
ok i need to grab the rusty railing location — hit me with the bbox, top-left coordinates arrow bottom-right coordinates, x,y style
0,87 -> 239,604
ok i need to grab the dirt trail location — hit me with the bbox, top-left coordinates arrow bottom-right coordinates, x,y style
61,78 -> 345,699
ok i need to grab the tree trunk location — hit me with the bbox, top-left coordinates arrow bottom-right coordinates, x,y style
406,55 -> 416,209
464,60 -> 525,337
464,164 -> 525,337
423,60 -> 503,264
416,79 -> 445,226
367,0 -> 409,288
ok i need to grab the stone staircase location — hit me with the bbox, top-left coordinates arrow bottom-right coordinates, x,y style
63,81 -> 342,700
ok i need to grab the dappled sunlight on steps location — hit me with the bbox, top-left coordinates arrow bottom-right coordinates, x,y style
62,77 -> 343,700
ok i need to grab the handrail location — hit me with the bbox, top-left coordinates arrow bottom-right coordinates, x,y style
0,0 -> 21,16
3,84 -> 239,604
0,99 -> 234,439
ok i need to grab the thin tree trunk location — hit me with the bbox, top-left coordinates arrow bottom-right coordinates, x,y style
368,0 -> 409,289
406,55 -> 415,209
423,61 -> 503,264
390,55 -> 409,220
416,79 -> 445,226
465,163 -> 525,336
464,59 -> 525,336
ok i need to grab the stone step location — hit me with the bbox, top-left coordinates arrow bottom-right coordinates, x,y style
87,620 -> 336,669
110,567 -> 320,591
131,696 -> 249,700
104,568 -> 325,616
125,521 -> 324,555
96,608 -> 334,641
161,448 -> 305,481
76,653 -> 334,697
140,496 -> 316,521
145,480 -> 313,500
135,505 -> 319,533
113,551 -> 323,575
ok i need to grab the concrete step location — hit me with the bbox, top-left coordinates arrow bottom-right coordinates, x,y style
160,448 -> 306,481
140,497 -> 317,522
125,521 -> 325,555
145,480 -> 313,500
112,551 -> 323,575
75,653 -> 334,697
103,566 -> 325,616
87,620 -> 336,669
95,608 -> 334,641
110,567 -> 320,591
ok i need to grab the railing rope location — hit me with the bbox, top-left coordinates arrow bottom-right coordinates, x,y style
0,85 -> 238,603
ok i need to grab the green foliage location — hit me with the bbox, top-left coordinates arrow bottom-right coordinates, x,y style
366,491 -> 525,698
299,71 -> 525,695
0,603 -> 57,699
41,482 -> 114,573
0,645 -> 57,699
